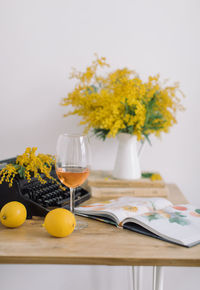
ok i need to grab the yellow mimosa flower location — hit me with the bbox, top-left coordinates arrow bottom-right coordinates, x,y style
61,55 -> 185,141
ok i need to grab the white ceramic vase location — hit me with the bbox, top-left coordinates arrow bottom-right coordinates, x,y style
112,133 -> 141,180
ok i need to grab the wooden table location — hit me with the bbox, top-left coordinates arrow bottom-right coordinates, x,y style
0,184 -> 199,290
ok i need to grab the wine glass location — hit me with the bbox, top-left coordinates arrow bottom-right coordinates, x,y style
55,133 -> 91,230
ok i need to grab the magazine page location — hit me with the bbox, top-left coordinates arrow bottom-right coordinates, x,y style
123,204 -> 200,246
75,197 -> 172,225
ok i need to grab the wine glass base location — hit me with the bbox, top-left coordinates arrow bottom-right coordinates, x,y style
74,220 -> 88,230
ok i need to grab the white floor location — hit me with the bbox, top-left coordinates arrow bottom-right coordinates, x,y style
0,265 -> 199,290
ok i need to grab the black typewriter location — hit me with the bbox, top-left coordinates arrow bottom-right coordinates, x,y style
0,157 -> 91,219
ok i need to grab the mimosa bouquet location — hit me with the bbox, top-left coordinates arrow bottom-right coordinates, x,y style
61,56 -> 184,143
0,147 -> 57,187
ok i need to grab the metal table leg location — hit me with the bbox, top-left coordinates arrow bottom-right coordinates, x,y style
131,266 -> 143,290
131,266 -> 164,290
153,266 -> 164,290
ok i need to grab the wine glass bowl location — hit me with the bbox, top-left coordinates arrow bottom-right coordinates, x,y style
56,167 -> 89,189
55,133 -> 91,230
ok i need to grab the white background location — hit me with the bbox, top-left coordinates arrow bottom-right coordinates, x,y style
0,0 -> 200,289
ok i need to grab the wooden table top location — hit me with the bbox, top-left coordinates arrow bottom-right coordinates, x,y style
0,184 -> 199,266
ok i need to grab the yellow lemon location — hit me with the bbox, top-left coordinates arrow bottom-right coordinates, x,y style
43,208 -> 76,238
0,201 -> 27,228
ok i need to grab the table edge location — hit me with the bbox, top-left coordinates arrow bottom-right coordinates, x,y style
0,256 -> 200,267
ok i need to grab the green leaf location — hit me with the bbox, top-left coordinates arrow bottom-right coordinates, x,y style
195,209 -> 200,214
141,92 -> 168,138
169,217 -> 190,226
144,134 -> 152,145
124,99 -> 129,115
142,172 -> 153,178
123,98 -> 136,117
91,85 -> 98,92
174,211 -> 186,218
18,166 -> 26,179
127,126 -> 134,134
86,85 -> 98,94
146,213 -> 161,222
169,212 -> 190,226
93,128 -> 109,141
13,164 -> 20,169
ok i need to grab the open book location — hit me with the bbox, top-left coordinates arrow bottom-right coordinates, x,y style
75,197 -> 200,247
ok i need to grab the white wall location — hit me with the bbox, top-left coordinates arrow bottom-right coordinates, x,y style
0,0 -> 199,289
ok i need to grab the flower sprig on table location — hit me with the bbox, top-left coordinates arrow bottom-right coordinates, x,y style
0,147 -> 58,188
61,55 -> 185,142
142,172 -> 162,181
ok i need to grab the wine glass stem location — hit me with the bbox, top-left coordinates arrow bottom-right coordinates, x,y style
70,187 -> 75,214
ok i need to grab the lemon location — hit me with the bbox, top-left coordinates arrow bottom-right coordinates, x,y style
0,201 -> 27,228
43,208 -> 76,238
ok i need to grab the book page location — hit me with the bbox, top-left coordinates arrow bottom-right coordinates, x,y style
75,197 -> 172,224
124,204 -> 200,246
